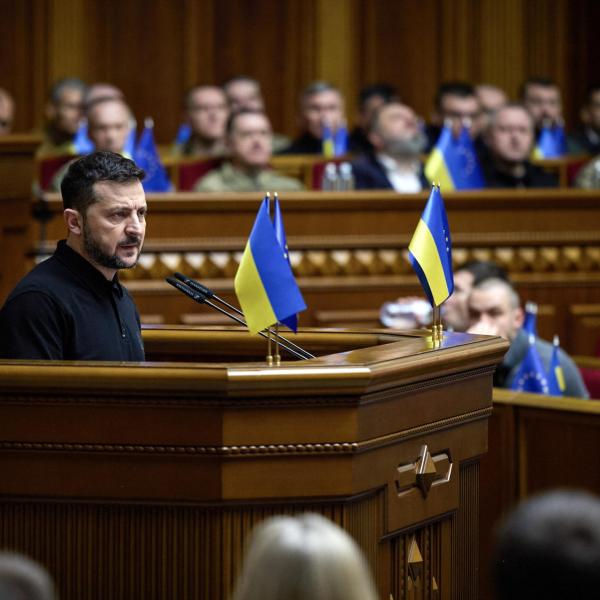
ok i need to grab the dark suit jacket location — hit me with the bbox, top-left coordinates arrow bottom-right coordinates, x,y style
351,153 -> 429,191
277,133 -> 322,155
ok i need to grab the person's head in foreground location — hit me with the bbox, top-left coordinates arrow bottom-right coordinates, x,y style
493,489 -> 600,600
0,552 -> 56,600
61,151 -> 146,280
467,277 -> 524,340
231,513 -> 379,600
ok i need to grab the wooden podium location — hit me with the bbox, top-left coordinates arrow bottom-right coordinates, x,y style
0,327 -> 507,600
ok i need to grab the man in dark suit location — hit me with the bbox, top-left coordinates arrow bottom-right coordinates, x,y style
351,102 -> 428,192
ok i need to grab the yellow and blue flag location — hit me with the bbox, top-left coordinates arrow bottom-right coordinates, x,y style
522,301 -> 538,336
510,334 -> 550,394
425,125 -> 485,190
408,185 -> 454,307
73,121 -> 94,154
235,199 -> 306,334
322,123 -> 334,157
547,335 -> 566,396
174,123 -> 192,145
334,122 -> 348,156
133,118 -> 171,192
532,123 -> 567,158
273,197 -> 298,332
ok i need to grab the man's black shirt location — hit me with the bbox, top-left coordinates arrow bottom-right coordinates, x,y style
0,240 -> 145,361
481,159 -> 559,188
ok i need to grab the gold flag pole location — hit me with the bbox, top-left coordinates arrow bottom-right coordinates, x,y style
274,323 -> 281,366
264,191 -> 273,365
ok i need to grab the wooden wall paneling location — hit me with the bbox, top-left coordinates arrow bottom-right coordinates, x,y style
182,0 -> 216,91
568,304 -> 600,357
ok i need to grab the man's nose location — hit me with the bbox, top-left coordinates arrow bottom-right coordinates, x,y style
125,214 -> 143,234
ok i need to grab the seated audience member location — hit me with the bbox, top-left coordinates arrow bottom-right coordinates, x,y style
279,81 -> 345,154
493,490 -> 600,600
194,109 -> 303,192
349,83 -> 399,154
0,551 -> 56,600
481,103 -> 558,188
569,83 -> 600,155
231,513 -> 378,600
172,85 -> 229,158
574,153 -> 600,188
37,78 -> 87,158
0,88 -> 15,135
223,75 -> 290,152
425,81 -> 482,151
49,97 -> 134,191
468,277 -> 588,397
520,76 -> 563,132
475,83 -> 508,131
84,82 -> 124,105
352,101 -> 428,191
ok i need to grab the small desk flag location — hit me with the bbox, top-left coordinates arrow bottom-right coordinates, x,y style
235,199 -> 306,334
273,197 -> 298,332
522,301 -> 538,336
533,124 -> 567,159
334,122 -> 348,156
510,334 -> 550,394
175,123 -> 192,145
408,185 -> 454,307
547,335 -> 566,396
73,121 -> 94,154
425,125 -> 485,190
322,123 -> 335,157
133,118 -> 172,192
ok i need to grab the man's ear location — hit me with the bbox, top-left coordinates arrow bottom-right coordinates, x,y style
64,208 -> 83,236
514,306 -> 525,330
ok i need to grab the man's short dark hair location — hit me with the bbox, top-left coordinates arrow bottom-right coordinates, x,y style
226,109 -> 268,135
61,151 -> 145,214
458,260 -> 508,285
183,85 -> 226,110
300,81 -> 341,104
519,76 -> 558,99
358,83 -> 398,110
48,78 -> 87,106
434,81 -> 476,110
493,490 -> 600,600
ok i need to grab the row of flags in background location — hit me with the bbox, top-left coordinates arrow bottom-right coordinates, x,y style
73,119 -> 172,192
510,301 -> 566,396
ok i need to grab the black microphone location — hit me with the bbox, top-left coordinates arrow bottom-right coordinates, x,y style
166,278 -> 309,360
173,273 -> 314,359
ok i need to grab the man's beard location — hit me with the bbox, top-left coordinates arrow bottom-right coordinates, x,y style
83,220 -> 142,271
384,130 -> 427,158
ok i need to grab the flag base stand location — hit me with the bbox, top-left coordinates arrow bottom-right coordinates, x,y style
428,306 -> 444,349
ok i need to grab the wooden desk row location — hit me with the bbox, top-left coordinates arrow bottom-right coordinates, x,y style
29,189 -> 600,356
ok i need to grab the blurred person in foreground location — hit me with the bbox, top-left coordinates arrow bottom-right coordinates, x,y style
172,85 -> 229,158
467,277 -> 587,396
231,513 -> 378,600
0,88 -> 15,136
0,551 -> 56,600
49,96 -> 134,191
481,103 -> 558,188
279,81 -> 346,154
493,490 -> 600,600
349,82 -> 399,154
223,75 -> 290,152
352,101 -> 428,191
37,78 -> 86,158
194,109 -> 303,192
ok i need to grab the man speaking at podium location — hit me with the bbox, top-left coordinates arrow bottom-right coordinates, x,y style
0,151 -> 146,361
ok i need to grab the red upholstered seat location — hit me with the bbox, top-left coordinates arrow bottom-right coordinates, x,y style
580,366 -> 600,399
38,154 -> 75,191
176,158 -> 223,191
311,157 -> 350,190
566,156 -> 592,186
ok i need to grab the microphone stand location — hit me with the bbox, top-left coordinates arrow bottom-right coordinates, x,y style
173,272 -> 314,359
166,278 -> 312,361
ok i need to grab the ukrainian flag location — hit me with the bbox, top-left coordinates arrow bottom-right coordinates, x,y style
235,199 -> 306,334
322,123 -> 334,157
408,185 -> 454,307
547,335 -> 566,396
425,125 -> 485,190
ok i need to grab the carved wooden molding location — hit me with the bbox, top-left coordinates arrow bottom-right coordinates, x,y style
395,445 -> 453,499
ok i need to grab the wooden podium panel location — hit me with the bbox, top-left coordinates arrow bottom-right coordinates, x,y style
0,327 -> 507,600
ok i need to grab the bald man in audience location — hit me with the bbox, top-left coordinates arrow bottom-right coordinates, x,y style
468,277 -> 588,397
351,102 -> 428,191
194,109 -> 302,192
172,85 -> 229,158
223,76 -> 290,152
0,88 -> 15,135
481,104 -> 558,188
49,97 -> 134,191
37,78 -> 87,158
279,81 -> 346,154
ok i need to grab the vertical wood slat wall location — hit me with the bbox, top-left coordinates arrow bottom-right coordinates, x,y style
1,0 -> 598,143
